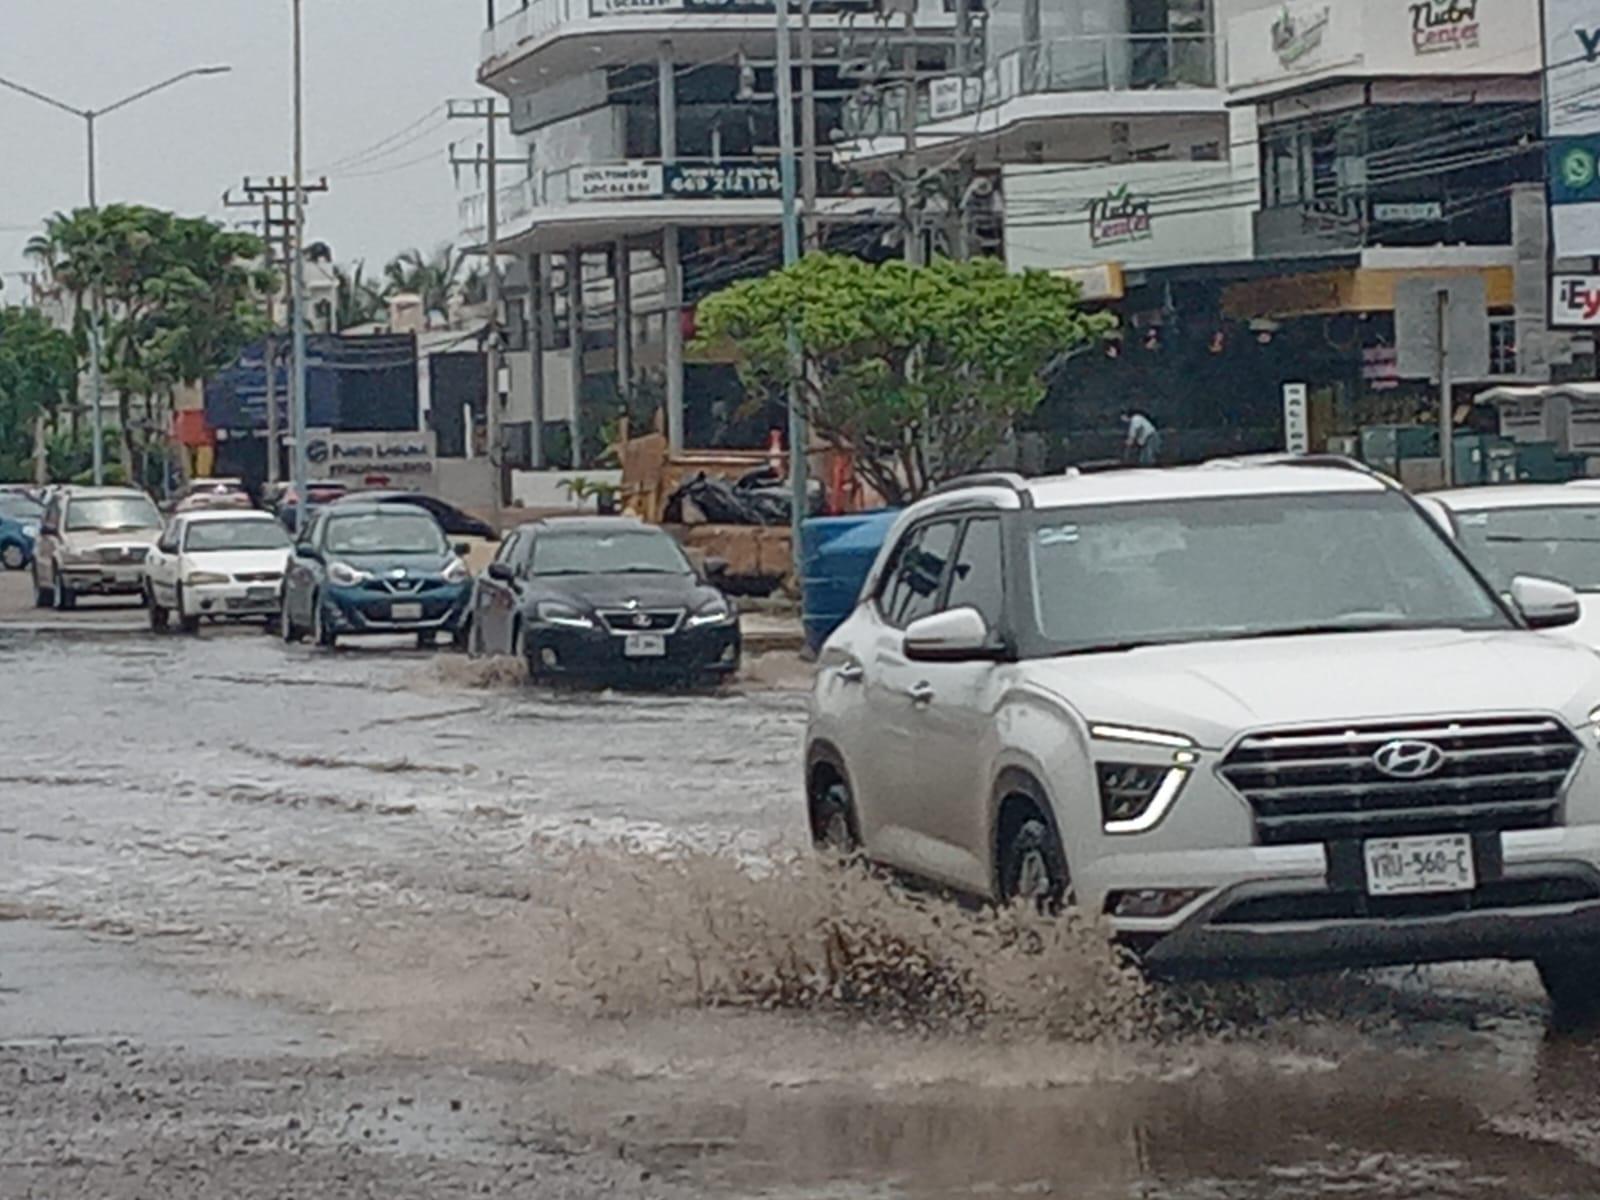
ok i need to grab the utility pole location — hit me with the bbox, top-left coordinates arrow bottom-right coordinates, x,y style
799,0 -> 820,251
776,0 -> 808,577
291,0 -> 310,533
1437,287 -> 1454,489
228,172 -> 328,504
901,4 -> 921,266
448,98 -> 513,524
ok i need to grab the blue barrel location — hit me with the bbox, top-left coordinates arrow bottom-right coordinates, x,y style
800,509 -> 901,652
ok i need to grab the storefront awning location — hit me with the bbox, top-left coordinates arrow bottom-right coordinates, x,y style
1222,266 -> 1514,320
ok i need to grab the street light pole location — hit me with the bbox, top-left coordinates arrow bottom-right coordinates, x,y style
0,65 -> 231,486
775,0 -> 808,579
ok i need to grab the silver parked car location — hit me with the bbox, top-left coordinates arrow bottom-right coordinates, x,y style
805,459 -> 1600,1018
32,486 -> 163,610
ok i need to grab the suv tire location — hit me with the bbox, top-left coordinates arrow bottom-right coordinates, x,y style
1538,953 -> 1600,1028
998,816 -> 1070,911
55,579 -> 76,611
32,565 -> 51,609
147,586 -> 169,632
810,773 -> 860,854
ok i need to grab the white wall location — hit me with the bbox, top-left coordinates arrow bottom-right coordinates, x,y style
1003,109 -> 1259,272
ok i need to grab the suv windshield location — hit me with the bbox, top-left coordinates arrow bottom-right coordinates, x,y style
324,512 -> 446,556
65,495 -> 161,532
1027,491 -> 1510,653
531,530 -> 689,576
185,519 -> 291,553
1452,504 -> 1600,591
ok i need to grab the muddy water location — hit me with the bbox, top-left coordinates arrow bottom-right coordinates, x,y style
5,626 -> 1600,1198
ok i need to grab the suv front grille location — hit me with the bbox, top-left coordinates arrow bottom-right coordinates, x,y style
95,545 -> 148,564
1219,716 -> 1581,845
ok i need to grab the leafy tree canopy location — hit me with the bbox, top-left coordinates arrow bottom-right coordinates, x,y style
0,306 -> 77,480
692,254 -> 1113,504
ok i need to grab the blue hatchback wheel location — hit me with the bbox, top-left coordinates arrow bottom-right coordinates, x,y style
0,542 -> 26,571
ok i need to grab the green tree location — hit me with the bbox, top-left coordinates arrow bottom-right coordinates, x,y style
692,254 -> 1113,504
27,205 -> 269,484
0,306 -> 78,481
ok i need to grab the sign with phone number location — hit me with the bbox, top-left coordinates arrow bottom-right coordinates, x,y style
664,164 -> 781,198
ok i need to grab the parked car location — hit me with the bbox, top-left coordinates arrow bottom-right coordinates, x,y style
268,480 -> 349,531
171,477 -> 252,513
1430,485 -> 1600,648
143,510 -> 293,633
279,501 -> 472,649
31,486 -> 163,609
0,492 -> 43,570
467,516 -> 740,683
805,459 -> 1600,1020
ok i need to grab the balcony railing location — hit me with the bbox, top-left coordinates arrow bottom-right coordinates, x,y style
460,156 -> 889,237
843,33 -> 1218,139
482,0 -> 953,73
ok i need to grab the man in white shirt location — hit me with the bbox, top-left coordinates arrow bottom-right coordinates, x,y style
1121,408 -> 1161,465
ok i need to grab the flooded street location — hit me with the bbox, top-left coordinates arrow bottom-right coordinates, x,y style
7,602 -> 1600,1197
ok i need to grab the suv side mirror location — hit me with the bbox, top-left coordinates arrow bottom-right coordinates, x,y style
903,607 -> 996,662
703,556 -> 729,580
1511,575 -> 1581,630
487,561 -> 515,583
297,545 -> 324,563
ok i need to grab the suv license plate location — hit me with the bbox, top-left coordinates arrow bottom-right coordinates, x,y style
391,602 -> 423,621
624,633 -> 666,658
1363,834 -> 1476,897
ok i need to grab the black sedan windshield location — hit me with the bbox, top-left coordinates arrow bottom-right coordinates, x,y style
1453,504 -> 1600,591
1027,491 -> 1509,653
531,530 -> 690,576
325,512 -> 447,556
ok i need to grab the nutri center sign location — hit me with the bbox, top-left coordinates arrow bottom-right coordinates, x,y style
1545,0 -> 1600,254
1409,0 -> 1481,55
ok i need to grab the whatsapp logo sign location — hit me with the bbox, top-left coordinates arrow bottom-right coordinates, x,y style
1563,145 -> 1598,191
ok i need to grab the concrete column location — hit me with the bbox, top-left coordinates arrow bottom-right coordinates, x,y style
614,239 -> 632,404
527,251 -> 545,469
658,42 -> 677,161
566,247 -> 584,468
663,231 -> 685,452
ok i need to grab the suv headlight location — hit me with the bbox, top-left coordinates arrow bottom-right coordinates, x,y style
686,597 -> 736,628
442,557 -> 469,583
185,570 -> 231,586
327,561 -> 373,587
535,600 -> 595,629
1090,723 -> 1198,834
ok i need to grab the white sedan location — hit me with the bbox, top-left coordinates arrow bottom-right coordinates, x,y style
143,509 -> 293,634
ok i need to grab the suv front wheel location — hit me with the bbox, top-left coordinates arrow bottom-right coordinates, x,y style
1538,953 -> 1600,1029
998,815 -> 1070,911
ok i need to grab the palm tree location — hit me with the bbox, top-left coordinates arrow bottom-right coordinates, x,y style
333,261 -> 386,330
382,244 -> 466,325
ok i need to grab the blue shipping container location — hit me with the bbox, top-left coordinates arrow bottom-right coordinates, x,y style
800,509 -> 901,652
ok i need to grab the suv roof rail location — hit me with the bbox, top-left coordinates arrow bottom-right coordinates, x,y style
1202,452 -> 1396,487
929,471 -> 1034,506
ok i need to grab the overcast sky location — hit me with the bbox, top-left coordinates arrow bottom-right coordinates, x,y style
1,0 -> 483,293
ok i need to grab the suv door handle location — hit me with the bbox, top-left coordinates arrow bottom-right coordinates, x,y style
906,681 -> 935,705
836,661 -> 864,683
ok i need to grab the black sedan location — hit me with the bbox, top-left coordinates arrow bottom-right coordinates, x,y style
333,490 -> 498,540
467,516 -> 740,683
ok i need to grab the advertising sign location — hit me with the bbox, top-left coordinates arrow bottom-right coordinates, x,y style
1552,274 -> 1600,326
1372,200 -> 1444,221
929,77 -> 965,121
1545,0 -> 1600,254
1272,5 -> 1332,67
1408,0 -> 1481,55
1087,185 -> 1153,247
303,429 -> 437,482
572,162 -> 663,200
664,163 -> 782,198
1282,383 -> 1311,454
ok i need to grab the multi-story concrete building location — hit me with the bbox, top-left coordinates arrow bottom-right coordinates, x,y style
468,0 -> 957,469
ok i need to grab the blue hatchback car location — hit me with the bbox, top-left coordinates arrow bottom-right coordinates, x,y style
0,492 -> 43,571
278,502 -> 472,649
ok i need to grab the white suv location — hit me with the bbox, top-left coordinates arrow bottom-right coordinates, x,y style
805,459 -> 1600,1018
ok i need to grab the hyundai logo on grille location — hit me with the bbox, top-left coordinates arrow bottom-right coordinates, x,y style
1372,739 -> 1447,779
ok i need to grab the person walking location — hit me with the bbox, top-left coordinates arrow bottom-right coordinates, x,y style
1121,408 -> 1162,466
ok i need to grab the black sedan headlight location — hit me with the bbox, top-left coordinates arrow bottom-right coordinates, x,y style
686,597 -> 737,629
534,600 -> 595,629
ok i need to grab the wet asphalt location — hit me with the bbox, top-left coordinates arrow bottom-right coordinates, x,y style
7,577 -> 1600,1197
